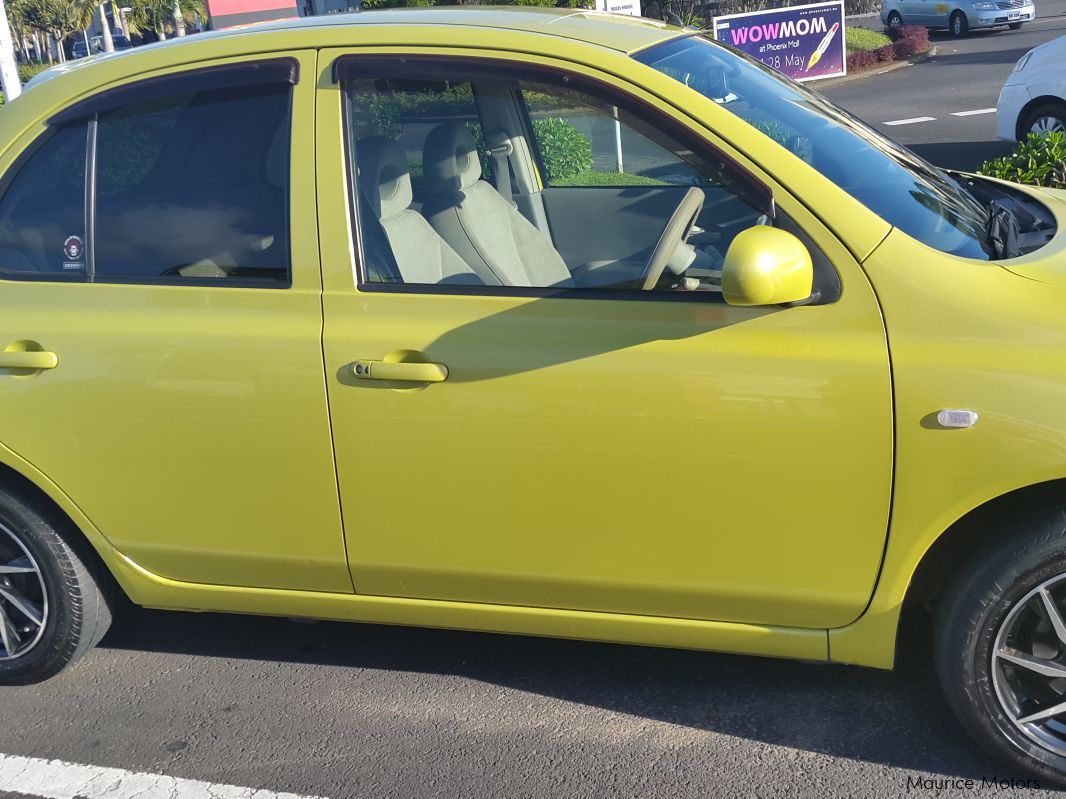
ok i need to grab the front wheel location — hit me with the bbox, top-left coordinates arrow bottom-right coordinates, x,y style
1022,103 -> 1066,138
951,11 -> 969,37
887,10 -> 903,26
936,507 -> 1066,787
0,487 -> 112,684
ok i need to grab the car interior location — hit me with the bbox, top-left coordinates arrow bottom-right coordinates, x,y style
344,68 -> 782,297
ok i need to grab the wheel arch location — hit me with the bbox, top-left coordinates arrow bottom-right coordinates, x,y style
903,479 -> 1066,613
830,479 -> 1066,668
1014,96 -> 1066,141
0,449 -> 130,601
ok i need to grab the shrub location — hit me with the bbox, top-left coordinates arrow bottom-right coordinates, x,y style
979,132 -> 1066,190
17,62 -> 48,84
846,49 -> 877,71
845,27 -> 891,53
530,117 -> 592,182
893,36 -> 922,58
906,25 -> 930,48
875,43 -> 896,62
751,120 -> 791,145
552,171 -> 668,187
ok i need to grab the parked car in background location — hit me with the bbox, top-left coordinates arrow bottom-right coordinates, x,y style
111,33 -> 133,50
2,7 -> 1066,787
70,40 -> 91,59
881,0 -> 1036,37
998,35 -> 1066,139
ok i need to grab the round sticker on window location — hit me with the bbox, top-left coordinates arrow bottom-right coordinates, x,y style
63,235 -> 83,260
62,235 -> 84,271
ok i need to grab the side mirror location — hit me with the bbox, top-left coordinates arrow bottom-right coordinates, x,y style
721,227 -> 814,307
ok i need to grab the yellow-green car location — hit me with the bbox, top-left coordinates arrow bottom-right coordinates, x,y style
0,5 -> 1065,781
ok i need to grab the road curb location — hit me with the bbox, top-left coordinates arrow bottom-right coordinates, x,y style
814,45 -> 939,89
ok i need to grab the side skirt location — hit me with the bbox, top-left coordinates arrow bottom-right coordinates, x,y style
110,551 -> 830,664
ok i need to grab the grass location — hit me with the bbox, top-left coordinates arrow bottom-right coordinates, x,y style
845,27 -> 891,53
551,170 -> 669,187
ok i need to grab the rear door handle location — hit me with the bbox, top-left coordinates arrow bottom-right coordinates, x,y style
352,360 -> 448,383
0,350 -> 58,370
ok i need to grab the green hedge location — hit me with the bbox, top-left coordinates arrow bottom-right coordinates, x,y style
552,171 -> 668,187
18,62 -> 49,84
531,117 -> 591,182
979,132 -> 1066,190
845,28 -> 891,53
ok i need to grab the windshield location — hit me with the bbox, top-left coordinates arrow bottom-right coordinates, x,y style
635,35 -> 998,259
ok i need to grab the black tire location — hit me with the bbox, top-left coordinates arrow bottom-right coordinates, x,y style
951,11 -> 969,37
1008,21 -> 1023,29
0,486 -> 112,684
1020,102 -> 1066,139
887,11 -> 903,26
935,506 -> 1066,787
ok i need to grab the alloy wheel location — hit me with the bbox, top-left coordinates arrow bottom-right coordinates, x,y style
0,522 -> 48,660
993,574 -> 1066,757
1029,116 -> 1066,136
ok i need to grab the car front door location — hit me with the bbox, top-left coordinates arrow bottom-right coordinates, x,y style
317,49 -> 893,630
0,53 -> 350,593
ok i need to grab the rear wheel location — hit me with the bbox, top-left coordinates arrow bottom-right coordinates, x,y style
936,507 -> 1066,787
887,10 -> 903,26
951,11 -> 969,37
0,487 -> 112,684
1021,103 -> 1066,138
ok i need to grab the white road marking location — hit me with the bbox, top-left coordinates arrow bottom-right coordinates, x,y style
883,116 -> 936,126
951,108 -> 997,117
0,752 -> 328,799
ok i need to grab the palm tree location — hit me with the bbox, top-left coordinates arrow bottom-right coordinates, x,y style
126,0 -> 199,39
6,0 -> 33,61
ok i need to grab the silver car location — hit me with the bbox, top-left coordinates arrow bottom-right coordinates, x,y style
880,0 -> 1036,37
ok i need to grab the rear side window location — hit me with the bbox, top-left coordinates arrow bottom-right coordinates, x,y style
94,84 -> 291,283
0,63 -> 293,286
0,124 -> 87,276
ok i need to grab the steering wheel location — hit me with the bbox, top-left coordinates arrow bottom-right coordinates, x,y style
639,187 -> 705,290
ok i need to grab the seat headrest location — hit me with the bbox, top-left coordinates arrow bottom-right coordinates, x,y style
423,123 -> 482,195
356,136 -> 413,221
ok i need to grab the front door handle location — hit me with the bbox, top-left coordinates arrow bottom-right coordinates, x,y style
0,350 -> 58,370
352,359 -> 448,383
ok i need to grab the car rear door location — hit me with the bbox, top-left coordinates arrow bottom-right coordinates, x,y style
0,52 -> 350,593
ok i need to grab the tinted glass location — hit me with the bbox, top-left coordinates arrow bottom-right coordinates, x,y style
344,62 -> 776,298
522,85 -> 712,188
635,35 -> 998,259
346,77 -> 489,195
0,124 -> 87,276
94,82 -> 291,283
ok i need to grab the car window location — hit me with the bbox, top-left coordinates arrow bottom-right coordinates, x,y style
345,77 -> 490,197
342,58 -> 775,298
522,86 -> 711,188
0,67 -> 292,285
634,35 -> 1026,260
94,82 -> 291,284
0,124 -> 88,276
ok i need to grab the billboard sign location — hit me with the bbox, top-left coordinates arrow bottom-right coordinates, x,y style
596,0 -> 640,16
712,1 -> 846,82
205,0 -> 299,30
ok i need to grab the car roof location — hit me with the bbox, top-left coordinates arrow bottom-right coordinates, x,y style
27,7 -> 683,91
203,7 -> 681,53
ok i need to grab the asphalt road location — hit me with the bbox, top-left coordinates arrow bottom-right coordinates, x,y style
6,16 -> 1066,799
820,0 -> 1066,170
1,607 -> 1064,798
